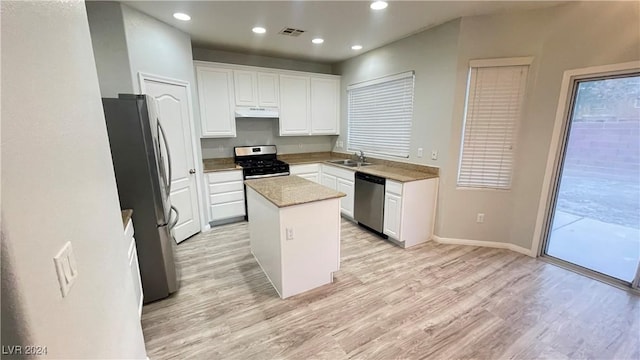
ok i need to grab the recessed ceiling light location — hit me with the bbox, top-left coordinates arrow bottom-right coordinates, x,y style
252,27 -> 266,34
370,1 -> 388,10
173,12 -> 191,21
351,45 -> 363,50
312,38 -> 324,44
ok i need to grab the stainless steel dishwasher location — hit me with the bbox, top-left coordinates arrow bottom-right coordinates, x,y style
354,172 -> 386,234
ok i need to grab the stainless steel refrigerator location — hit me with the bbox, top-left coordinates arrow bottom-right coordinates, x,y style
102,94 -> 178,303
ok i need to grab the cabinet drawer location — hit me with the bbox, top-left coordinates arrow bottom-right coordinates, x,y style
211,201 -> 246,221
207,170 -> 243,184
210,190 -> 244,205
209,181 -> 244,195
386,180 -> 403,196
290,163 -> 320,174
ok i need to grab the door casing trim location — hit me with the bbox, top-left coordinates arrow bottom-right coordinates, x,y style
531,61 -> 640,258
138,72 -> 208,234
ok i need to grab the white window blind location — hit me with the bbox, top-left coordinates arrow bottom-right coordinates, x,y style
347,71 -> 415,158
458,62 -> 529,189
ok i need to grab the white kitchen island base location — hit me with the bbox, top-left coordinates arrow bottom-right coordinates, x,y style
246,183 -> 342,299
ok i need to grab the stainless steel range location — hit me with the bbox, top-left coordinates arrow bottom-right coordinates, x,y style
234,145 -> 290,218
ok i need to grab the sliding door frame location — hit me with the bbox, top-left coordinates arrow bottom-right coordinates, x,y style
531,61 -> 640,290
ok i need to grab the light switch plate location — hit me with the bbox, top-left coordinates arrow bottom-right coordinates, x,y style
53,241 -> 78,297
417,148 -> 423,158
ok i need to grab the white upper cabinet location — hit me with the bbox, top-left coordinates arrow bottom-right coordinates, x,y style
196,65 -> 236,138
194,61 -> 339,138
279,74 -> 311,136
280,74 -> 340,136
257,72 -> 279,107
310,77 -> 340,135
234,70 -> 280,108
233,70 -> 257,107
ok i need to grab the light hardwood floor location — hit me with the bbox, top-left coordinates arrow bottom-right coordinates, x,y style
142,219 -> 640,359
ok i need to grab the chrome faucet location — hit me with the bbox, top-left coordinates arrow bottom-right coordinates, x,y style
357,150 -> 366,163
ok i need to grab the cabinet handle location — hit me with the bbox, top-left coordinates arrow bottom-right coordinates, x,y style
189,169 -> 196,174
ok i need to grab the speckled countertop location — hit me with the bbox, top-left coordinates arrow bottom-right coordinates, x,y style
121,209 -> 133,228
245,175 -> 346,208
203,151 -> 439,182
203,158 -> 242,173
280,152 -> 439,182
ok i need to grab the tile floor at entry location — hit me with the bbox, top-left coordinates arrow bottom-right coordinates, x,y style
141,219 -> 640,360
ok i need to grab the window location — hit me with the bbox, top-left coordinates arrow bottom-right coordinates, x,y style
457,58 -> 531,189
347,71 -> 415,158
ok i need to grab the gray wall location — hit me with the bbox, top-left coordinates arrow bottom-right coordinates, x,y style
1,1 -> 147,358
201,119 -> 335,158
193,47 -> 334,74
85,1 -> 134,97
335,2 -> 640,250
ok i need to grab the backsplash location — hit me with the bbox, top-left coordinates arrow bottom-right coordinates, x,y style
200,118 -> 336,158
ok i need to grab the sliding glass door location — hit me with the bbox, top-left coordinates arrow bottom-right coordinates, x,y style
544,73 -> 640,287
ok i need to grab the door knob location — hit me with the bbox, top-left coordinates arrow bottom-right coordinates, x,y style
189,169 -> 196,174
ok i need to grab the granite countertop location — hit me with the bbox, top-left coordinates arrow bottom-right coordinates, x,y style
203,158 -> 242,173
351,165 -> 439,182
202,151 -> 439,182
245,175 -> 346,208
280,152 -> 439,182
121,209 -> 133,228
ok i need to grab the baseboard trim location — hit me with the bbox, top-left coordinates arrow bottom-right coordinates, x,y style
431,235 -> 534,257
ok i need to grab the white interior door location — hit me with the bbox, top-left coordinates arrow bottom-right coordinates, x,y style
142,77 -> 201,243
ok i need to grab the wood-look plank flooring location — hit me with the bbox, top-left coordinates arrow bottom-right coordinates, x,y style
142,219 -> 640,359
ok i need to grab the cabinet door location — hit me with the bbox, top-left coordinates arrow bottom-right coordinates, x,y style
257,72 -> 279,107
384,193 -> 402,240
196,67 -> 236,137
321,173 -> 337,190
233,70 -> 257,107
279,74 -> 310,136
337,178 -> 354,218
310,77 -> 340,135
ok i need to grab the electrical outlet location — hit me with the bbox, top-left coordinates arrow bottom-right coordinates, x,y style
431,150 -> 438,160
298,143 -> 303,149
286,227 -> 294,241
417,148 -> 423,158
53,241 -> 78,297
476,213 -> 485,223
337,140 -> 344,148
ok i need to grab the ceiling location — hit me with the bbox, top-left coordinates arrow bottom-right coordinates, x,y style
122,1 -> 564,64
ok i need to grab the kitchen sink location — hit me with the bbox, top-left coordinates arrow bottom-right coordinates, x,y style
327,159 -> 373,167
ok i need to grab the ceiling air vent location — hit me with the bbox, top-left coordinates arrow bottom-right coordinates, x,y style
278,27 -> 305,37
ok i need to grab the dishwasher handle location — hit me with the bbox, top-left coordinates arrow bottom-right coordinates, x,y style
355,172 -> 386,185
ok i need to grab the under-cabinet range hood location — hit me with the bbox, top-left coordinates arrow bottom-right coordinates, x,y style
235,107 -> 279,118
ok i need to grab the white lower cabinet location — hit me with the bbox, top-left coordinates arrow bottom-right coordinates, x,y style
383,178 -> 438,248
290,164 -> 321,184
321,165 -> 355,219
383,192 -> 402,239
336,178 -> 354,218
124,218 -> 143,318
206,170 -> 246,223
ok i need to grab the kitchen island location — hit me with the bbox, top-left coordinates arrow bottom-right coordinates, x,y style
245,175 -> 345,299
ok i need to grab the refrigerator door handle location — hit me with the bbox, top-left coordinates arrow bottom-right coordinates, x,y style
169,205 -> 180,230
157,119 -> 172,196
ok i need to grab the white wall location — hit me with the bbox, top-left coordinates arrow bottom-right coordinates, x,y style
1,1 -> 147,358
335,2 -> 640,251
